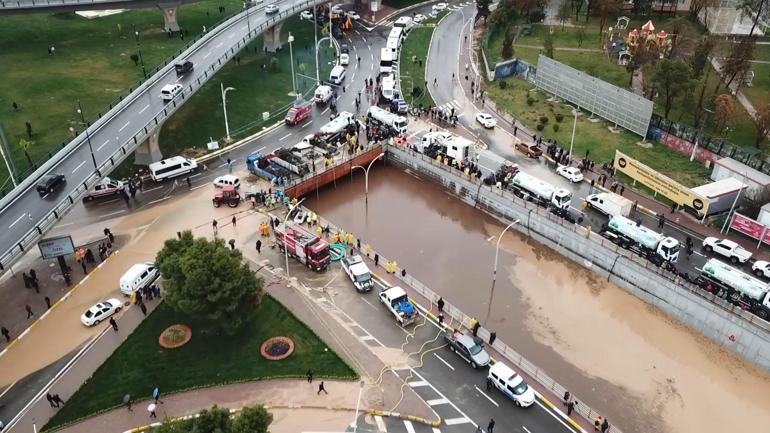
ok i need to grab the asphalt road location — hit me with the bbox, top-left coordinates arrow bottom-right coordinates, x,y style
0,0 -> 329,270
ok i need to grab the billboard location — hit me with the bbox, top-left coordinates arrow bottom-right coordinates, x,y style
729,213 -> 770,246
37,235 -> 75,260
534,55 -> 653,137
613,150 -> 710,215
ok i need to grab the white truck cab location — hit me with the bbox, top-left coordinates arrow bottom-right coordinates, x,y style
378,286 -> 418,326
342,255 -> 374,292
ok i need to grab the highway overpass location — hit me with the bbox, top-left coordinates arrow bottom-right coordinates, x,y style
0,0 -> 329,272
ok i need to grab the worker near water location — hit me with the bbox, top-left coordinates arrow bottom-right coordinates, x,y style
392,261 -> 398,275
346,233 -> 354,245
316,226 -> 323,238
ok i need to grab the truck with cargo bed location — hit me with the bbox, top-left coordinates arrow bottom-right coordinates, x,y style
601,215 -> 680,264
696,258 -> 770,320
511,171 -> 572,210
378,286 -> 418,326
246,153 -> 291,182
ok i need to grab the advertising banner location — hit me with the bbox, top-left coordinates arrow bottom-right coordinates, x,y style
729,213 -> 770,245
37,235 -> 75,260
613,150 -> 710,216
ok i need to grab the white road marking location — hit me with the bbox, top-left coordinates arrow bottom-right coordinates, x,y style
148,196 -> 172,205
407,368 -> 477,427
362,36 -> 367,43
257,146 -> 267,152
403,421 -> 415,433
100,210 -> 127,218
433,353 -> 455,370
71,161 -> 86,174
360,335 -> 376,341
408,380 -> 428,387
301,120 -> 312,128
322,107 -> 330,115
351,73 -> 356,81
374,415 -> 387,432
119,121 -> 130,132
535,399 -> 576,432
204,52 -> 211,59
190,173 -> 203,178
426,398 -> 450,406
432,429 -> 441,433
142,186 -> 164,193
9,214 -> 26,228
522,427 -> 533,433
100,198 -> 119,205
97,139 -> 110,151
444,418 -> 471,426
191,184 -> 208,191
474,385 -> 499,407
279,133 -> 292,141
360,297 -> 377,309
138,104 -> 150,114
217,42 -> 223,48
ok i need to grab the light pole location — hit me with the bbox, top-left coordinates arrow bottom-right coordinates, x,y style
721,172 -> 747,233
133,25 -> 147,79
352,153 -> 384,203
313,4 -> 320,86
76,101 -> 99,173
244,1 -> 251,34
288,33 -> 299,100
568,104 -> 579,165
484,218 -> 520,326
283,197 -> 307,277
692,107 -> 714,162
351,380 -> 365,433
221,83 -> 236,142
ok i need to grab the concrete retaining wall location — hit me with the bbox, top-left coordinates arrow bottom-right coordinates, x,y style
385,145 -> 770,372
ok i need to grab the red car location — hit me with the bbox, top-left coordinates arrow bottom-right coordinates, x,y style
285,102 -> 313,126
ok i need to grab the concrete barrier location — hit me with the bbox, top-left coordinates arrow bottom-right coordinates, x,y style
384,145 -> 770,372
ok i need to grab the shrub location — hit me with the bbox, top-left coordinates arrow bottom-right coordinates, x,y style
553,124 -> 560,132
269,57 -> 279,71
536,123 -> 545,131
539,116 -> 549,124
499,80 -> 508,89
555,113 -> 564,122
526,97 -> 535,106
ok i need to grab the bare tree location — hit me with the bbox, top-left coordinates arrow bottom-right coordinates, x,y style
690,36 -> 715,79
571,0 -> 584,20
716,35 -> 756,94
738,0 -> 767,36
713,94 -> 736,135
596,0 -> 623,35
557,0 -> 571,30
690,0 -> 718,22
753,104 -> 770,146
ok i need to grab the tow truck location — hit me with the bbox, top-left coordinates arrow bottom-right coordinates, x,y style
443,329 -> 490,368
341,255 -> 374,292
378,286 -> 418,326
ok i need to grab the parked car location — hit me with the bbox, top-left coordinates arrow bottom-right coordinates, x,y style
84,177 -> 125,201
81,298 -> 122,326
213,174 -> 241,188
476,112 -> 496,128
702,237 -> 753,264
433,2 -> 448,11
515,141 -> 542,158
331,4 -> 344,14
36,174 -> 66,196
556,166 -> 584,183
265,4 -> 279,14
752,260 -> 770,278
340,53 -> 350,66
300,10 -> 313,20
345,10 -> 360,20
340,43 -> 349,54
413,14 -> 426,23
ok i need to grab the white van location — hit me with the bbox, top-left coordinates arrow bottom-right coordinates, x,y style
160,83 -> 184,101
120,263 -> 159,295
487,362 -> 536,408
330,65 -> 346,85
380,48 -> 393,75
381,74 -> 395,101
149,156 -> 198,181
388,27 -> 404,41
315,85 -> 333,104
386,37 -> 399,55
394,16 -> 414,32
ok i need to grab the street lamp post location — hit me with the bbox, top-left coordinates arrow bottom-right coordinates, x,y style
313,4 -> 320,86
484,218 -> 520,326
568,104 -> 579,165
352,153 -> 384,203
288,33 -> 299,100
283,197 -> 307,277
133,26 -> 147,79
351,380 -> 365,433
244,1 -> 251,34
221,83 -> 236,142
77,101 -> 99,174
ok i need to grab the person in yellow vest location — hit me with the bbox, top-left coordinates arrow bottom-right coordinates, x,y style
436,154 -> 442,163
385,261 -> 392,273
581,201 -> 588,211
316,226 -> 323,238
365,243 -> 372,256
392,261 -> 398,275
290,197 -> 298,207
586,225 -> 592,238
464,167 -> 470,176
346,233 -> 354,245
130,291 -> 137,304
469,317 -> 478,332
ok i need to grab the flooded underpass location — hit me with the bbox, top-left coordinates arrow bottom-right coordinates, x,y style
305,164 -> 770,433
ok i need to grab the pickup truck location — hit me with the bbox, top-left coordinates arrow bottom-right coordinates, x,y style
378,286 -> 418,326
443,330 -> 490,368
703,237 -> 753,264
341,255 -> 374,292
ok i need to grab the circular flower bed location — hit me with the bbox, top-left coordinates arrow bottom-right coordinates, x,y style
158,324 -> 192,349
260,336 -> 295,361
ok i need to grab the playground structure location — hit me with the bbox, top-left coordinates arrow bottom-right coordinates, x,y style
608,17 -> 672,66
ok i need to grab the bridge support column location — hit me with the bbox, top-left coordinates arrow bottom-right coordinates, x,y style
158,4 -> 180,33
134,128 -> 164,166
263,22 -> 284,53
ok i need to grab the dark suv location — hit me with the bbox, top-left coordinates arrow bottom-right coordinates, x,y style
36,174 -> 66,196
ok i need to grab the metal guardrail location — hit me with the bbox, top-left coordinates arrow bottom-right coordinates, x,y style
0,0 -> 328,272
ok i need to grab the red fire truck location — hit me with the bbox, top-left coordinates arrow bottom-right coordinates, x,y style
274,223 -> 331,271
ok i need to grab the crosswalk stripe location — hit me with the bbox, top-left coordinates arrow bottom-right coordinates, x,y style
433,429 -> 441,433
360,335 -> 376,341
444,417 -> 471,425
375,415 -> 387,432
427,398 -> 450,406
408,380 -> 429,387
403,421 -> 416,433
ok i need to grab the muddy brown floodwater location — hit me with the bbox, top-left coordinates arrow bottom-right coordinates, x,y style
305,164 -> 770,433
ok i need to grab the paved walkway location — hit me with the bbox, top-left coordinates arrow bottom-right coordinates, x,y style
513,44 -> 602,52
710,56 -> 757,119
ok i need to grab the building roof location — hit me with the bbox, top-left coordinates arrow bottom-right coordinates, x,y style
713,157 -> 770,187
691,177 -> 747,199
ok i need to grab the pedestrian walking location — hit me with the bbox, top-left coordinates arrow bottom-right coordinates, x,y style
123,394 -> 133,411
109,317 -> 118,332
52,394 -> 64,406
306,369 -> 313,383
212,219 -> 218,235
31,278 -> 39,294
317,381 -> 327,395
567,400 -> 576,416
186,176 -> 191,188
487,419 -> 495,433
81,260 -> 87,275
228,239 -> 236,250
601,418 -> 609,433
563,391 -> 571,405
45,296 -> 51,309
437,297 -> 444,312
256,239 -> 262,254
671,202 -> 677,213
658,214 -> 665,229
374,253 -> 379,267
25,304 -> 33,319
619,185 -> 625,196
22,272 -> 30,288
433,78 -> 437,86
594,416 -> 602,431
1,326 -> 10,342
231,215 -> 237,228
139,302 -> 147,316
153,387 -> 163,404
46,393 -> 56,408
148,403 -> 157,418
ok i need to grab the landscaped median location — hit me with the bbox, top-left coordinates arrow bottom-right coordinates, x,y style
43,296 -> 357,431
398,12 -> 448,109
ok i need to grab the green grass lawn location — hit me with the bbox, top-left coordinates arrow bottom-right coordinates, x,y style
43,296 -> 356,431
486,76 -> 711,186
0,0 -> 241,184
157,16 -> 337,158
399,13 -> 447,109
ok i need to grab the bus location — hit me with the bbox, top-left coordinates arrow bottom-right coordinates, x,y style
380,48 -> 393,75
149,156 -> 198,181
